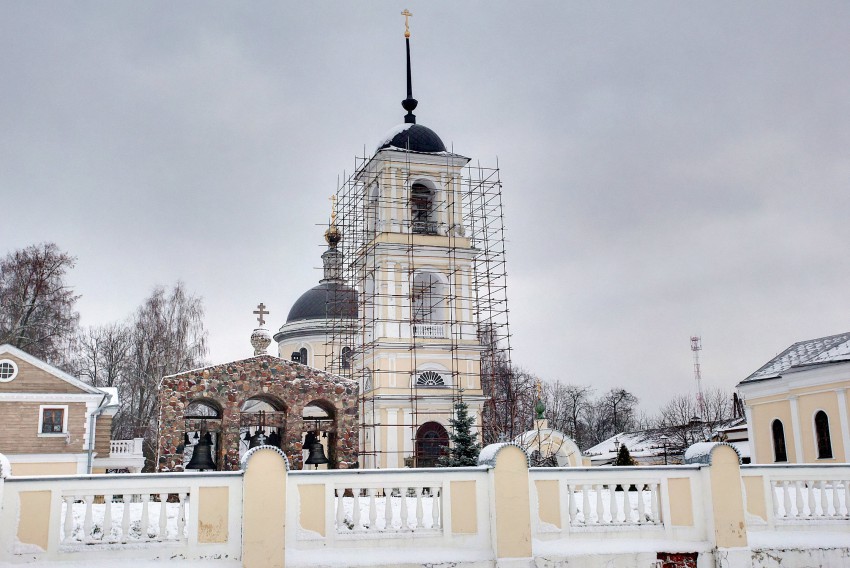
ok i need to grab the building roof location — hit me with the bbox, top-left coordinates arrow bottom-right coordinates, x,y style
286,282 -> 358,323
0,344 -> 105,396
377,123 -> 447,153
740,331 -> 850,384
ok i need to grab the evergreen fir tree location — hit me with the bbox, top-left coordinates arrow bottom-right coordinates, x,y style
439,399 -> 481,467
615,443 -> 636,466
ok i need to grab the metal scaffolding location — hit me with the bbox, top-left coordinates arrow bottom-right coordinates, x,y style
320,147 -> 512,466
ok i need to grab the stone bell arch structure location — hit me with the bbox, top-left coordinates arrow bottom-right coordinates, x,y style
157,354 -> 358,471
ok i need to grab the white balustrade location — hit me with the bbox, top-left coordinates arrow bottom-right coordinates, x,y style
334,484 -> 442,533
412,324 -> 446,338
109,438 -> 145,457
564,482 -> 661,526
768,478 -> 849,520
60,489 -> 189,545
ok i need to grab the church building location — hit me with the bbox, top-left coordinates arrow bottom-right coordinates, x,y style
276,15 -> 510,469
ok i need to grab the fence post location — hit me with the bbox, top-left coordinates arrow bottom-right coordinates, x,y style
706,444 -> 750,567
480,443 -> 532,566
242,446 -> 289,568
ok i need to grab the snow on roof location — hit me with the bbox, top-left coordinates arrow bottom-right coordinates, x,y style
683,441 -> 741,464
584,431 -> 661,461
741,331 -> 850,383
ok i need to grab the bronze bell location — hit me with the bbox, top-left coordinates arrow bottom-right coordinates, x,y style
266,430 -> 281,448
186,432 -> 216,471
305,440 -> 329,466
248,430 -> 268,449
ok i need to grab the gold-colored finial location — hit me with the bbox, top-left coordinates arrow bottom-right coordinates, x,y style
329,195 -> 337,223
536,379 -> 542,398
401,9 -> 412,38
325,195 -> 341,247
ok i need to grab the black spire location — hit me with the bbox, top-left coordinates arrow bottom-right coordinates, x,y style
401,10 -> 417,124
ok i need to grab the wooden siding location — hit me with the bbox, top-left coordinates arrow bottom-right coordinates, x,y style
0,354 -> 90,394
0,401 -> 89,454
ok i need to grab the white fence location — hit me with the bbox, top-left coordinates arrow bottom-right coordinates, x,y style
743,464 -> 850,527
412,323 -> 445,338
109,438 -> 145,457
529,465 -> 710,545
0,471 -> 242,563
286,466 -> 492,565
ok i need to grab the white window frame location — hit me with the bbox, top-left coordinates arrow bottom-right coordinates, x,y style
0,359 -> 19,382
38,404 -> 69,437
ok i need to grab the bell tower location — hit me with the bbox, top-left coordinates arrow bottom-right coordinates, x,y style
326,12 -> 511,468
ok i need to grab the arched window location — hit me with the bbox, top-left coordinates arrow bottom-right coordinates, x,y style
814,411 -> 833,459
411,272 -> 446,324
411,182 -> 436,234
415,422 -> 449,467
300,347 -> 308,366
771,419 -> 787,462
341,347 -> 352,370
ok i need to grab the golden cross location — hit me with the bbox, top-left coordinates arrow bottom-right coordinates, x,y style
401,9 -> 412,38
253,302 -> 269,326
536,379 -> 542,398
329,195 -> 337,223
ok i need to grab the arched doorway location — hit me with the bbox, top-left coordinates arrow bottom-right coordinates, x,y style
239,396 -> 286,460
416,422 -> 449,467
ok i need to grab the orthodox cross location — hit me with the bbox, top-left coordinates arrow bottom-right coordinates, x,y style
329,194 -> 337,223
253,302 -> 269,327
401,9 -> 412,38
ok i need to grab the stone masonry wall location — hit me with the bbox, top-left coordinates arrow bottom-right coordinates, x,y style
158,354 -> 358,471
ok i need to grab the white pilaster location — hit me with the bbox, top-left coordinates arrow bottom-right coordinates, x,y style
386,408 -> 399,468
403,409 -> 414,459
789,396 -> 804,463
835,388 -> 850,462
744,404 -> 756,463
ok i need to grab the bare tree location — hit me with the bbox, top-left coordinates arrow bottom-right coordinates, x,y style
540,381 -> 594,448
601,388 -> 639,435
114,283 -> 208,468
0,243 -> 80,366
73,323 -> 132,388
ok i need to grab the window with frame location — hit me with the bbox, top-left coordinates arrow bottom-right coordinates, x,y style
41,408 -> 65,433
410,183 -> 437,235
814,410 -> 833,459
771,419 -> 787,462
0,359 -> 18,382
416,371 -> 445,387
299,347 -> 308,366
341,347 -> 352,370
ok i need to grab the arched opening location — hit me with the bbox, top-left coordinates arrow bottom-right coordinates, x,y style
814,411 -> 833,459
341,346 -> 352,370
299,347 -> 308,366
239,396 -> 287,461
771,419 -> 788,463
415,422 -> 449,468
183,399 -> 223,470
302,400 -> 337,469
411,272 -> 447,336
411,182 -> 437,234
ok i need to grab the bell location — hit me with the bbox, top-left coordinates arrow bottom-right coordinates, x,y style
305,440 -> 329,466
266,430 -> 281,448
184,432 -> 191,446
248,430 -> 268,449
186,432 -> 216,471
243,430 -> 252,442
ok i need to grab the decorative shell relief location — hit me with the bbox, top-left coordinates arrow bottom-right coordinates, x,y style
416,371 -> 445,387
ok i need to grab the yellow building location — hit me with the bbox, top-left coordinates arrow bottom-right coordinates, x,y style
737,332 -> 850,464
276,27 -> 510,469
0,344 -> 144,475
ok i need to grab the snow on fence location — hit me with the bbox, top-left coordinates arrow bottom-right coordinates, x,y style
60,491 -> 188,547
0,471 -> 243,562
334,484 -> 442,533
564,482 -> 660,526
529,465 -> 708,542
287,466 -> 492,557
743,464 -> 850,525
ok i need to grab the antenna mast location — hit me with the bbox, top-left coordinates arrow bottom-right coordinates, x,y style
690,336 -> 705,421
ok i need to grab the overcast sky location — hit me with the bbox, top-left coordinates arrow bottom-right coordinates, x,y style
2,2 -> 849,412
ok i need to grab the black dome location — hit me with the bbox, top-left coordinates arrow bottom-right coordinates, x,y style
378,123 -> 446,153
286,282 -> 358,323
